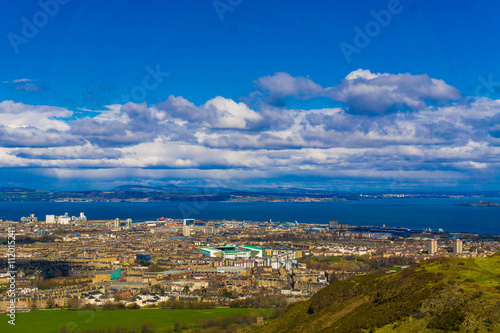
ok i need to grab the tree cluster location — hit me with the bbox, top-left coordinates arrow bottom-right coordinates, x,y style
229,294 -> 287,308
158,299 -> 215,309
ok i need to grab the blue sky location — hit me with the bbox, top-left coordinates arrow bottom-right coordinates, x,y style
0,0 -> 500,190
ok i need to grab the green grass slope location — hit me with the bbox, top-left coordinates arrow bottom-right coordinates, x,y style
0,307 -> 264,333
257,253 -> 500,333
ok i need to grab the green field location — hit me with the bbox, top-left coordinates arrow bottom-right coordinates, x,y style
1,307 -> 270,333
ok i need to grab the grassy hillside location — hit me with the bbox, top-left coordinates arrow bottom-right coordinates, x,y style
258,253 -> 500,333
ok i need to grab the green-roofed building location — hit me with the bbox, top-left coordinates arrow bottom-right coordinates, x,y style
199,245 -> 263,259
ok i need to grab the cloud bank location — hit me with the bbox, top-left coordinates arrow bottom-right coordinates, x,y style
0,70 -> 498,190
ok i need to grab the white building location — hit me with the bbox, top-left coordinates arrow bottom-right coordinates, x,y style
453,239 -> 463,254
72,212 -> 87,222
204,226 -> 216,234
428,239 -> 437,255
58,213 -> 71,225
183,219 -> 195,226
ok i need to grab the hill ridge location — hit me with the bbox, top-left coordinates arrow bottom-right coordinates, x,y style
257,253 -> 500,332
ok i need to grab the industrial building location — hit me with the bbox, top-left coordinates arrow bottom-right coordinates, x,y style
45,212 -> 86,224
348,226 -> 412,238
20,214 -> 37,223
329,220 -> 349,229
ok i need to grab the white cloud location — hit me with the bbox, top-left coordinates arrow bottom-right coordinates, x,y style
157,95 -> 262,129
253,70 -> 462,115
0,100 -> 71,130
203,96 -> 262,129
255,72 -> 324,99
12,78 -> 34,83
327,69 -> 462,114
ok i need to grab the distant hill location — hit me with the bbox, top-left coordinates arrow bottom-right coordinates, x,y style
0,185 -> 349,202
456,201 -> 500,207
0,187 -> 33,192
0,186 -> 499,202
257,254 -> 500,333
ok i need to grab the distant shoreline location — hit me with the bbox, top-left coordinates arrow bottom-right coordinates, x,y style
1,198 -> 499,235
456,201 -> 500,207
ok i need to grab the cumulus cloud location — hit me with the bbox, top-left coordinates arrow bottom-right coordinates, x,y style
252,70 -> 462,115
157,95 -> 261,129
327,69 -> 462,114
0,101 -> 81,147
156,95 -> 201,122
255,72 -> 324,99
203,97 -> 262,129
70,102 -> 197,147
0,100 -> 70,130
